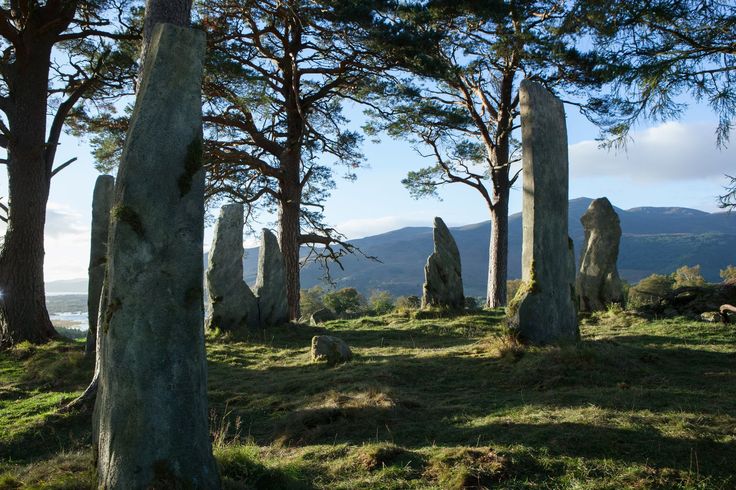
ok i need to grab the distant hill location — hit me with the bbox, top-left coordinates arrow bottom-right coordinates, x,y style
241,198 -> 736,297
45,278 -> 87,294
51,198 -> 736,299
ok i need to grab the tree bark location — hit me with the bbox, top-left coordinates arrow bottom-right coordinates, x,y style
141,0 -> 193,71
0,42 -> 57,347
279,165 -> 302,321
486,189 -> 509,308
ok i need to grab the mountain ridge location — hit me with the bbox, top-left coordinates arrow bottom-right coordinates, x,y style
49,198 -> 736,297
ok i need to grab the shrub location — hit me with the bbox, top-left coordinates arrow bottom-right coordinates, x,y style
628,273 -> 675,308
323,287 -> 365,315
395,295 -> 421,310
299,286 -> 325,318
672,264 -> 706,288
368,290 -> 394,315
720,264 -> 736,284
464,296 -> 481,311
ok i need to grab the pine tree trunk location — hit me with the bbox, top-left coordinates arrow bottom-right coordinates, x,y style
278,174 -> 301,321
486,192 -> 509,308
0,44 -> 56,347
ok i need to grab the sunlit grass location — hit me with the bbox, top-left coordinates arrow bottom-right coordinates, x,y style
1,310 -> 734,488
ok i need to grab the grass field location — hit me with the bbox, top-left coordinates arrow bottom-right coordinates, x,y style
1,309 -> 734,489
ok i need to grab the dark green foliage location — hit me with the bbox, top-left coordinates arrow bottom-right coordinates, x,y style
323,288 -> 366,315
571,0 -> 736,147
299,286 -> 327,319
628,273 -> 676,308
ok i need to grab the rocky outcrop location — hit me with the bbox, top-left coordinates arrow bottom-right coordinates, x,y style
254,228 -> 288,326
422,217 -> 464,309
206,204 -> 259,332
507,80 -> 579,344
576,198 -> 624,312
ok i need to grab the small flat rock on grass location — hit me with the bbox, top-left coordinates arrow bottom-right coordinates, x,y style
311,335 -> 352,365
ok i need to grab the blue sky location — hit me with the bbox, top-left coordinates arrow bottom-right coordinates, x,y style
0,97 -> 733,282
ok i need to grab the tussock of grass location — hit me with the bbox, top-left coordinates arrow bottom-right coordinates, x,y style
215,445 -> 309,490
424,447 -> 509,489
2,311 -> 735,488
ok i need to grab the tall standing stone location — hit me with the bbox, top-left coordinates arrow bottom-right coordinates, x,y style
254,228 -> 289,326
206,204 -> 259,331
422,217 -> 464,309
507,80 -> 579,344
576,197 -> 624,312
85,175 -> 114,357
94,24 -> 219,489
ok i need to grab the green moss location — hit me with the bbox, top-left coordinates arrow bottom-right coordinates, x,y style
505,262 -> 538,321
100,298 -> 122,334
111,205 -> 144,237
178,136 -> 203,197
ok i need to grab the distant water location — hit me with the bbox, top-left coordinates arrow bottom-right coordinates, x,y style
46,292 -> 88,331
51,311 -> 88,331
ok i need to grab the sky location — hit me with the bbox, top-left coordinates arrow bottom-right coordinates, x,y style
0,97 -> 734,282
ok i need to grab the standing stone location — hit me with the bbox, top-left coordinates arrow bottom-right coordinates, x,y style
85,175 -> 114,358
94,24 -> 219,489
576,198 -> 625,312
206,204 -> 259,332
254,228 -> 289,326
507,80 -> 579,344
422,217 -> 464,309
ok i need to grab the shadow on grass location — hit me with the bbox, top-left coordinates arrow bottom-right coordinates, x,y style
206,330 -> 736,481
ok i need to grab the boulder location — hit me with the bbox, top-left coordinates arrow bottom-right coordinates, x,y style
311,335 -> 352,365
310,308 -> 336,324
576,197 -> 625,312
422,217 -> 464,309
254,228 -> 289,326
701,311 -> 723,323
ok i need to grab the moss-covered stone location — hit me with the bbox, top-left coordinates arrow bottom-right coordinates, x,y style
111,204 -> 144,237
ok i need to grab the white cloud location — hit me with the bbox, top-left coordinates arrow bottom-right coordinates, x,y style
44,203 -> 90,281
570,122 -> 735,182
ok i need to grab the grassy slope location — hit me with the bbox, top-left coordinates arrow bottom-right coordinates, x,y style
1,311 -> 735,489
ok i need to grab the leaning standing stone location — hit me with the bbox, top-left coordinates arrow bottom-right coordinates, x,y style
94,24 -> 219,489
85,175 -> 114,357
254,228 -> 289,326
422,217 -> 464,309
206,204 -> 259,332
576,197 -> 625,312
507,80 -> 579,344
